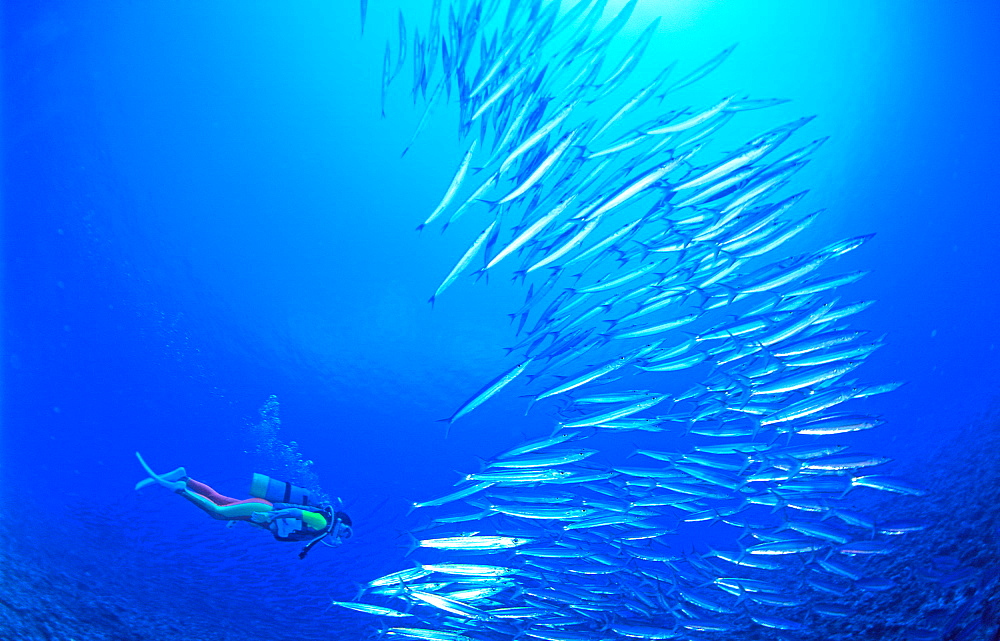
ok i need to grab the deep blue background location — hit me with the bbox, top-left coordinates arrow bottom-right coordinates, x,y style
3,1 -> 999,639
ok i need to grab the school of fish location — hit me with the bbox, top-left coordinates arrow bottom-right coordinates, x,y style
342,1 -> 930,639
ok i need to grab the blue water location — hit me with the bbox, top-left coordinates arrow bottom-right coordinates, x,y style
4,1 -> 999,640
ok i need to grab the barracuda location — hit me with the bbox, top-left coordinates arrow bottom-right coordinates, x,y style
495,430 -> 584,460
418,139 -> 478,230
385,627 -> 472,641
418,535 -> 535,551
560,394 -> 668,428
441,359 -> 532,426
488,447 -> 597,469
489,504 -> 597,520
534,342 -> 660,401
746,539 -> 826,555
466,469 -> 570,483
486,196 -> 576,269
751,360 -> 863,395
421,563 -> 520,577
329,601 -> 412,617
495,130 -> 578,204
429,220 -> 497,306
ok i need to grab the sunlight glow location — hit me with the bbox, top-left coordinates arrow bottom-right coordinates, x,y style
609,0 -> 713,34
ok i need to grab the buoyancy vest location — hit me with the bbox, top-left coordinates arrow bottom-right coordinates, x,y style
253,502 -> 329,542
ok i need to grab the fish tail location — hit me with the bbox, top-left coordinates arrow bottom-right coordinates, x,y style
633,240 -> 655,260
405,533 -> 420,557
476,198 -> 502,212
436,416 -> 454,438
715,283 -> 739,306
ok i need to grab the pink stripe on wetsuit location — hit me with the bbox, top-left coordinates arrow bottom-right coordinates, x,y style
186,478 -> 272,507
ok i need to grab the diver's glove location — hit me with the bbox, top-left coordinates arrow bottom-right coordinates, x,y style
249,511 -> 271,525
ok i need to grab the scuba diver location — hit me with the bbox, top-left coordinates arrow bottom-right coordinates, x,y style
134,452 -> 352,559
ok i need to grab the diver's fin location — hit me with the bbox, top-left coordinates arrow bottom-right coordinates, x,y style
134,452 -> 187,491
134,467 -> 187,491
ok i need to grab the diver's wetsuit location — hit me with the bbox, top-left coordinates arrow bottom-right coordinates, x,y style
183,478 -> 272,516
179,479 -> 330,538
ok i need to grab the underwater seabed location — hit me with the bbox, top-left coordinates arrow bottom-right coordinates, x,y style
0,399 -> 400,641
0,407 -> 997,641
0,480 -> 393,641
803,405 -> 1000,641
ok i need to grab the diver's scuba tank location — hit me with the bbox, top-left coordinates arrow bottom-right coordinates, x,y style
249,473 -> 316,507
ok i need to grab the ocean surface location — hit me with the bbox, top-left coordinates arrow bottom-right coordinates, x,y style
3,1 -> 999,640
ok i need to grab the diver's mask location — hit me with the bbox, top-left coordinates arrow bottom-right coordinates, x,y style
327,509 -> 353,546
298,503 -> 352,559
329,517 -> 353,546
